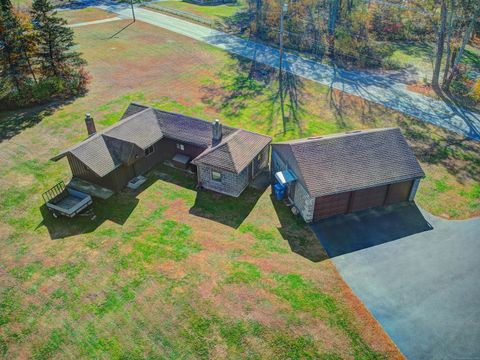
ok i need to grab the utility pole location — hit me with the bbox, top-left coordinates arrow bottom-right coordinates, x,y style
130,0 -> 136,22
279,0 -> 288,134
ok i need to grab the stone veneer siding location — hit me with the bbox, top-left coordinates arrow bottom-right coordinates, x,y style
292,181 -> 315,222
197,165 -> 249,197
271,150 -> 315,222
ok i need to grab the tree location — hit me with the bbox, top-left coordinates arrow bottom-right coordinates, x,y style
0,0 -> 11,12
0,5 -> 32,92
31,0 -> 86,78
327,0 -> 340,58
432,0 -> 447,88
444,2 -> 480,89
442,0 -> 455,87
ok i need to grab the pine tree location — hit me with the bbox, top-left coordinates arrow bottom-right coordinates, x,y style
31,0 -> 85,78
0,5 -> 32,93
0,0 -> 12,12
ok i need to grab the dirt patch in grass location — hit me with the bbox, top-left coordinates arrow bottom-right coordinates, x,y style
406,83 -> 438,98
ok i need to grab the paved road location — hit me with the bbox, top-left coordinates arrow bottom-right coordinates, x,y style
311,203 -> 480,359
78,5 -> 480,140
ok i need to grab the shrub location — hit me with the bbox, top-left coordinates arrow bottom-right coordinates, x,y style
0,69 -> 90,109
450,79 -> 469,97
471,79 -> 480,102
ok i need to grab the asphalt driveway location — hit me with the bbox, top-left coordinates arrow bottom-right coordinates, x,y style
311,203 -> 480,359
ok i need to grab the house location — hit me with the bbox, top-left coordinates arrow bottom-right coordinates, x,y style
271,128 -> 425,222
52,103 -> 271,197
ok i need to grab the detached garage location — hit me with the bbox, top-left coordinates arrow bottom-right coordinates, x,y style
271,128 -> 425,222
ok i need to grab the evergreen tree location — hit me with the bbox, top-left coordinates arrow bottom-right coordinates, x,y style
0,0 -> 12,12
0,5 -> 31,92
31,0 -> 85,78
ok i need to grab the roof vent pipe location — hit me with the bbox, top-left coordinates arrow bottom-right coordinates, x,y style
85,113 -> 96,136
212,119 -> 222,145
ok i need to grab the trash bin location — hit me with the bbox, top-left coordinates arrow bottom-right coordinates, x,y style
273,183 -> 286,200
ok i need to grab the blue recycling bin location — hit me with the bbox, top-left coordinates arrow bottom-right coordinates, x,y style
273,183 -> 286,200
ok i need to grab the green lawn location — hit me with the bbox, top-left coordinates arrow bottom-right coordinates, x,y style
386,42 -> 480,81
0,12 -> 478,358
148,0 -> 247,23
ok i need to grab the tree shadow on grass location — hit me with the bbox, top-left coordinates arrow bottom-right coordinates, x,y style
0,100 -> 73,143
270,194 -> 328,263
38,192 -> 139,240
201,53 -> 306,136
201,55 -> 274,116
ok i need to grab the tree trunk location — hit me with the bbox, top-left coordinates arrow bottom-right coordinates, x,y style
328,0 -> 339,58
23,49 -> 37,83
432,0 -> 447,88
442,0 -> 455,87
445,4 -> 480,89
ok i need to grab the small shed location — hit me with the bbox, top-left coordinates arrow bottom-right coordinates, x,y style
271,128 -> 425,222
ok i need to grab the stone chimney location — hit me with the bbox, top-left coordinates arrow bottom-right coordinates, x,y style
85,113 -> 96,136
212,119 -> 222,145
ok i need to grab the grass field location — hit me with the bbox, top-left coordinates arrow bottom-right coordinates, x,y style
59,7 -> 118,24
0,12 -> 478,358
149,0 -> 247,23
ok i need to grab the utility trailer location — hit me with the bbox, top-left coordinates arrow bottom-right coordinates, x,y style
42,181 -> 94,219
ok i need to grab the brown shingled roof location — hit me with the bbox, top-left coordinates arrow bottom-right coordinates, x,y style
272,128 -> 425,197
192,129 -> 271,173
52,104 -> 272,177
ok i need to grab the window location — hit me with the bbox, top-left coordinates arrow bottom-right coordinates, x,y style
145,145 -> 154,156
176,143 -> 185,151
211,171 -> 222,182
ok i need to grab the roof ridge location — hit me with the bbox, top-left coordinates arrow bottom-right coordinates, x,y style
274,127 -> 399,145
50,107 -> 154,161
193,129 -> 242,162
153,108 -> 238,131
104,107 -> 152,133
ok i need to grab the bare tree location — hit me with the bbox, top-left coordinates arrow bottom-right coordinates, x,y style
442,0 -> 455,87
327,0 -> 339,58
432,0 -> 447,88
444,3 -> 480,89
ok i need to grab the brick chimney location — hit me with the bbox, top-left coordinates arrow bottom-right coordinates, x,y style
85,113 -> 96,136
212,119 -> 222,145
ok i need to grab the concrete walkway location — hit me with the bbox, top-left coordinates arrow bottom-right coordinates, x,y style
68,16 -> 123,27
312,204 -> 480,359
84,5 -> 480,140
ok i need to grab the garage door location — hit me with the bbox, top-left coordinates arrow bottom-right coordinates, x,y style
313,181 -> 414,221
385,180 -> 413,205
314,192 -> 351,220
350,185 -> 388,212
